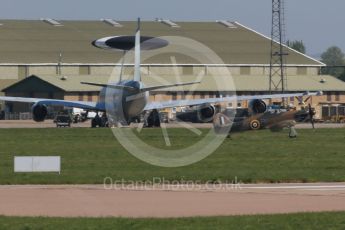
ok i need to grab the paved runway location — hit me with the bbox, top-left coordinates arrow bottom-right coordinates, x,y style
1,183 -> 345,217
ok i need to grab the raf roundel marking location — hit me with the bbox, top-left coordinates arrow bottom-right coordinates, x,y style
250,119 -> 261,130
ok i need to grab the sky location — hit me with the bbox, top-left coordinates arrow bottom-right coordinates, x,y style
0,0 -> 344,58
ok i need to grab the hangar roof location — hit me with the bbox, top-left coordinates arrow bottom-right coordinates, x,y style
0,20 -> 323,66
3,74 -> 344,93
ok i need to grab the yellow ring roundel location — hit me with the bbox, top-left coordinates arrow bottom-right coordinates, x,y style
250,119 -> 261,130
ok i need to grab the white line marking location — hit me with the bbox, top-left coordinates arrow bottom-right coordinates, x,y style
137,112 -> 150,133
161,122 -> 171,146
178,121 -> 203,136
243,185 -> 345,189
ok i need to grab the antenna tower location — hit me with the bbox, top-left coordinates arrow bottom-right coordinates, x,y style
269,0 -> 288,103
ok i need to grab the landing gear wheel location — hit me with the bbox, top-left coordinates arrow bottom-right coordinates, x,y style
145,109 -> 161,128
91,118 -> 97,128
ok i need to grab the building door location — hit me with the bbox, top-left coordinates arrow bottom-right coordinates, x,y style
321,106 -> 330,119
339,106 -> 345,116
330,106 -> 337,116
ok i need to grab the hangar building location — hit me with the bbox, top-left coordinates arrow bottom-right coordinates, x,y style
0,19 -> 344,120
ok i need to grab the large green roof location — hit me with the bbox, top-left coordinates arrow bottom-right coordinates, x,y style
0,20 -> 323,65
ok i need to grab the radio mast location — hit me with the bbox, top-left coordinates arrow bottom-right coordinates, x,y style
269,0 -> 288,105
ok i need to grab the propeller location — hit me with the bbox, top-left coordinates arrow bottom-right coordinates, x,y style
308,103 -> 316,129
296,96 -> 312,106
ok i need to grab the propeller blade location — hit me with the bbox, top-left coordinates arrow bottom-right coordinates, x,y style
296,96 -> 304,105
304,96 -> 311,103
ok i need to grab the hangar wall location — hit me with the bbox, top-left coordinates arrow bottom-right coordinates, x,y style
2,64 -> 345,121
0,65 -> 321,79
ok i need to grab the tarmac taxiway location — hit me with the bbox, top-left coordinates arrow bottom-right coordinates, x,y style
0,183 -> 345,217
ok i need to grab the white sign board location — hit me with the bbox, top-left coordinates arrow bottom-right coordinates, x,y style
14,156 -> 61,174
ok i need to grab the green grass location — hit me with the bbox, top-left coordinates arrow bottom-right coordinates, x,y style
0,128 -> 344,184
1,212 -> 345,230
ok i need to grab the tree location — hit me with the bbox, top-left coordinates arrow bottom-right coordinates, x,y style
286,40 -> 306,54
321,46 -> 345,78
339,71 -> 345,82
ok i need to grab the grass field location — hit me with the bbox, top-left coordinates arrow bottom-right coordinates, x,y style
0,212 -> 345,229
0,127 -> 344,184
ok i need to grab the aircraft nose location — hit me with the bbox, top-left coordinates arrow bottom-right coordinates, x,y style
91,38 -> 109,49
91,40 -> 97,47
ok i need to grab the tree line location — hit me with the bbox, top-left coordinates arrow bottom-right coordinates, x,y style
287,40 -> 345,81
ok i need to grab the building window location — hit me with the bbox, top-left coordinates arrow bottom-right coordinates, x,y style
240,67 -> 251,75
297,67 -> 307,75
330,106 -> 337,116
322,106 -> 329,118
87,92 -> 93,102
79,66 -> 90,75
327,92 -> 332,102
18,66 -> 28,79
78,93 -> 83,101
200,92 -> 205,99
182,66 -> 193,75
339,106 -> 345,116
335,92 -> 340,101
171,92 -> 177,100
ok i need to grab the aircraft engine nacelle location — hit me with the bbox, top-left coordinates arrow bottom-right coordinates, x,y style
248,99 -> 267,114
31,103 -> 48,122
197,104 -> 216,123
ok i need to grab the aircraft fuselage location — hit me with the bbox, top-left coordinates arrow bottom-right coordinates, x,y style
99,80 -> 149,123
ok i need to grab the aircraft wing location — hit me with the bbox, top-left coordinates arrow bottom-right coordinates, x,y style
144,91 -> 323,110
0,96 -> 103,111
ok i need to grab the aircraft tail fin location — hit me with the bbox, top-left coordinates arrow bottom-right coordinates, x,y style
134,18 -> 141,83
